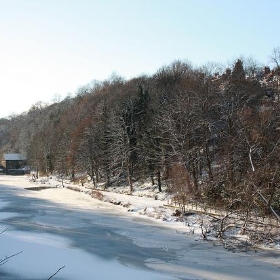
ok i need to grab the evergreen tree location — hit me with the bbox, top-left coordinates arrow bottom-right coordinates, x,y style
231,59 -> 246,83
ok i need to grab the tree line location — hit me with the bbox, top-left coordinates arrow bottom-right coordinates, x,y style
1,50 -> 280,219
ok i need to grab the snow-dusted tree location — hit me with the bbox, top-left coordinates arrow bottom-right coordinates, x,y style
153,62 -> 215,197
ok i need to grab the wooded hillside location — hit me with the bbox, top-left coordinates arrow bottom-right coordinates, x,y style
1,53 -> 280,220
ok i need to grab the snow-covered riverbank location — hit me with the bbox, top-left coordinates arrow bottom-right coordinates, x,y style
4,174 -> 280,251
30,174 -> 280,251
1,175 -> 280,280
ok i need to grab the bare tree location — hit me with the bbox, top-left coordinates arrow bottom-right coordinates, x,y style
270,46 -> 280,71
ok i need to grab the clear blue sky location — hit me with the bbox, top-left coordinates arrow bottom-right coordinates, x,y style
1,0 -> 280,118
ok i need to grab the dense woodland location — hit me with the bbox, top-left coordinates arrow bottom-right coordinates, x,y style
1,49 -> 280,223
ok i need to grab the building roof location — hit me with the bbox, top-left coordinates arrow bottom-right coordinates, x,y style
3,153 -> 27,161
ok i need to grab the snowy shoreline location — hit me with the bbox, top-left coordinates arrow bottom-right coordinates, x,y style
4,174 -> 279,254
1,174 -> 280,280
64,176 -> 280,253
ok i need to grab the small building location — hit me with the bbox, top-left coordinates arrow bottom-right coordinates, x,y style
1,153 -> 27,175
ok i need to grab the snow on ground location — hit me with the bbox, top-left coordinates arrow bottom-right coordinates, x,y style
13,173 -> 280,252
27,175 -> 207,234
0,175 -> 180,280
1,174 -> 280,280
0,230 -> 176,280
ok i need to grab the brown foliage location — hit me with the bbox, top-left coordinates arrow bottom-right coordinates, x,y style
91,190 -> 104,200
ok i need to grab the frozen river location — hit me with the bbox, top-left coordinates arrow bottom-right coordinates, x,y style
0,176 -> 280,279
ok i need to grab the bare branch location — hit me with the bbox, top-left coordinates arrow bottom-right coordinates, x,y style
269,47 -> 280,69
0,251 -> 23,266
0,228 -> 9,235
47,265 -> 66,280
256,190 -> 280,223
248,146 -> 255,172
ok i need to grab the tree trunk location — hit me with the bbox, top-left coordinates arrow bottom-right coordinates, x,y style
157,170 -> 162,192
151,175 -> 155,186
128,174 -> 133,193
93,172 -> 97,188
205,140 -> 213,180
191,161 -> 198,195
104,174 -> 110,190
95,168 -> 99,184
149,164 -> 155,185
